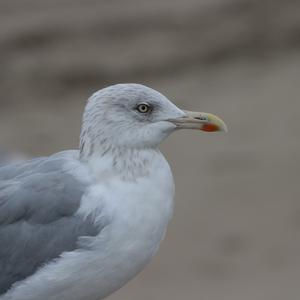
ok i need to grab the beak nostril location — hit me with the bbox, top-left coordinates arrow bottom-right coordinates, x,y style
195,117 -> 208,121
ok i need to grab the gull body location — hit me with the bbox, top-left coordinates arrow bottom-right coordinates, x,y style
2,149 -> 173,300
0,84 -> 226,300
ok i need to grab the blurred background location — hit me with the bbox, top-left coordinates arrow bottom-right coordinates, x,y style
1,0 -> 300,299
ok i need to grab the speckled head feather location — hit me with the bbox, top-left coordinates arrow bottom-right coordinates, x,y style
79,83 -> 185,160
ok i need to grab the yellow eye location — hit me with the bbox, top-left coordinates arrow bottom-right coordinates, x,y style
136,103 -> 151,113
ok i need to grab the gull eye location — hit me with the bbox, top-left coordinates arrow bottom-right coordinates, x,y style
136,103 -> 151,114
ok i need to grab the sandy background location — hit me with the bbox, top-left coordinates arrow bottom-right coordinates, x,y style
1,1 -> 300,299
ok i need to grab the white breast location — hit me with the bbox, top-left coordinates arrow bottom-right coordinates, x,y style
3,151 -> 175,300
75,150 -> 175,299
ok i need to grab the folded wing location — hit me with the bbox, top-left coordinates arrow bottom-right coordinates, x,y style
0,152 -> 103,295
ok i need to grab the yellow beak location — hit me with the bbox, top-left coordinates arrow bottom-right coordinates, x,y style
169,110 -> 228,132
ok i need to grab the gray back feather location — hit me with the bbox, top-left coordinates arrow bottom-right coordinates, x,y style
0,152 -> 103,295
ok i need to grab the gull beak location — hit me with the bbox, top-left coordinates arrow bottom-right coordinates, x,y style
169,110 -> 228,132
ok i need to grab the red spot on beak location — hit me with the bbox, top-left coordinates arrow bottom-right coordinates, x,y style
201,123 -> 220,132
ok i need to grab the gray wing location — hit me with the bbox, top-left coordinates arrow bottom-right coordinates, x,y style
0,153 -> 103,295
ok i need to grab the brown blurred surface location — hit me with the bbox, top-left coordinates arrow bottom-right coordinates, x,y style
1,1 -> 300,299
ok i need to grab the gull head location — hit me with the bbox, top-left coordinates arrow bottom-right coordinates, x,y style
80,83 -> 227,158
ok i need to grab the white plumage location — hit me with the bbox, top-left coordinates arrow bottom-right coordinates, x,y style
0,84 -> 226,300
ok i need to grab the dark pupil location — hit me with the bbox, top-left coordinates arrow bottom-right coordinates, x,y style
140,105 -> 148,112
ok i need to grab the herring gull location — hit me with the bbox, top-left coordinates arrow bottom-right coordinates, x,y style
0,83 -> 227,300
